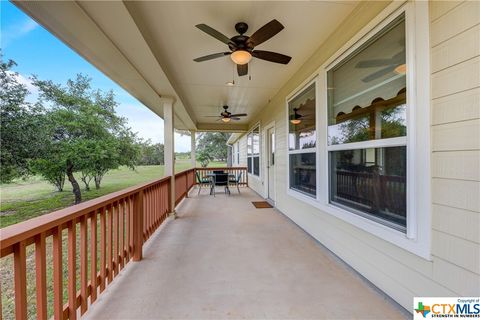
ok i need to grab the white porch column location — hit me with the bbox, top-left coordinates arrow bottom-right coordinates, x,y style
162,97 -> 176,218
190,130 -> 196,168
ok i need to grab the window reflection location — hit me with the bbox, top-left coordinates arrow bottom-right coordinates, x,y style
289,84 -> 316,150
329,146 -> 406,229
290,153 -> 316,197
327,14 -> 406,146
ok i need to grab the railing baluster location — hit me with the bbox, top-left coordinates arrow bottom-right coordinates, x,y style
90,211 -> 97,303
67,219 -> 77,320
35,233 -> 47,320
113,202 -> 119,277
52,226 -> 63,320
107,204 -> 113,284
13,241 -> 27,320
125,197 -> 130,262
130,195 -> 134,257
99,207 -> 106,292
80,216 -> 88,314
119,200 -> 124,270
133,190 -> 144,261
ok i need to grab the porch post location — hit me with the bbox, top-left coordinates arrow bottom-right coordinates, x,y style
190,130 -> 196,168
163,97 -> 176,219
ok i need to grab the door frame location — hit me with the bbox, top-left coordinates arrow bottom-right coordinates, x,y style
263,121 -> 276,204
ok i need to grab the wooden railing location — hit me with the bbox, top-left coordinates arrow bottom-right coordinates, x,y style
0,168 -> 201,320
195,167 -> 248,186
174,168 -> 196,205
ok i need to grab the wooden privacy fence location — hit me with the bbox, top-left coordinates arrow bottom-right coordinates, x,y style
0,168 -> 202,320
195,167 -> 248,186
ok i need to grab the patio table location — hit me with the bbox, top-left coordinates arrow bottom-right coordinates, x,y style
205,173 -> 235,195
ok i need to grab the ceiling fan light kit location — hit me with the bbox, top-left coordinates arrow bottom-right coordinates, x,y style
221,117 -> 232,123
231,50 -> 252,65
290,118 -> 301,125
394,63 -> 407,74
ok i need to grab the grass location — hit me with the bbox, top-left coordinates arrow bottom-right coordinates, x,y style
0,161 -> 226,319
0,160 -> 225,228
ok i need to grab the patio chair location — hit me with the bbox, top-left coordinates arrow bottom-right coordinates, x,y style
196,171 -> 211,195
212,173 -> 230,196
213,170 -> 225,174
229,171 -> 242,193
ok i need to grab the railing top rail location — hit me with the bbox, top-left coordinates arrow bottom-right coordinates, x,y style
174,168 -> 195,177
195,167 -> 248,170
0,176 -> 171,253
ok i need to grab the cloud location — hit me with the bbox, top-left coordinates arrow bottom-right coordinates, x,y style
6,71 -> 39,103
116,103 -> 192,152
2,18 -> 39,48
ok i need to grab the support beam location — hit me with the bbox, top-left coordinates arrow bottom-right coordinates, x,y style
163,97 -> 176,218
190,130 -> 196,168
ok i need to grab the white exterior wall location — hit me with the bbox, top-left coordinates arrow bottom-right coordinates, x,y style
231,0 -> 480,310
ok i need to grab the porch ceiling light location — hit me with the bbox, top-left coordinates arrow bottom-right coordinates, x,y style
394,64 -> 407,75
290,119 -> 301,125
221,117 -> 231,123
230,50 -> 252,65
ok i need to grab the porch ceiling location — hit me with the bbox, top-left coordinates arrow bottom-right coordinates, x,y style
14,1 -> 358,132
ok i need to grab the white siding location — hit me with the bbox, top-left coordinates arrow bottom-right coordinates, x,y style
232,0 -> 480,310
429,0 -> 480,298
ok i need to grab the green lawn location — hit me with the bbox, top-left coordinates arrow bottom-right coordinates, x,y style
0,161 -> 225,227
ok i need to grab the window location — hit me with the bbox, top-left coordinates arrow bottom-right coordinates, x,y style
236,142 -> 240,165
326,14 -> 407,231
288,83 -> 316,197
247,126 -> 260,176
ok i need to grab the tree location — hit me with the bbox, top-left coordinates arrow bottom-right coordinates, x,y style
196,132 -> 229,162
197,151 -> 212,167
137,139 -> 164,165
0,57 -> 47,183
32,74 -> 139,203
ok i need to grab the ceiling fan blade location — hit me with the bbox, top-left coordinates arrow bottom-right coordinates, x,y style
247,19 -> 284,47
355,59 -> 395,68
205,115 -> 222,117
252,50 -> 291,64
237,63 -> 248,76
196,24 -> 232,45
362,65 -> 395,82
229,113 -> 247,117
193,52 -> 230,62
231,117 -> 241,121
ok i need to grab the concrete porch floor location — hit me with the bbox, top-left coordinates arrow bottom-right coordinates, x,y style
84,187 -> 409,319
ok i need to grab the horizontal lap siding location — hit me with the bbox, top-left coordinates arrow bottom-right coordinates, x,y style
231,0 -> 480,309
430,0 -> 480,294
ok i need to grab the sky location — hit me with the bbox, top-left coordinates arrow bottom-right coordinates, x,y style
0,1 -> 192,152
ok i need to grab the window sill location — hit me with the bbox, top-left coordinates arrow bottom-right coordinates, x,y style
286,188 -> 431,260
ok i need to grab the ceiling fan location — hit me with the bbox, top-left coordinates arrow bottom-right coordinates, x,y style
206,105 -> 247,123
290,108 -> 310,125
355,50 -> 406,82
193,20 -> 292,76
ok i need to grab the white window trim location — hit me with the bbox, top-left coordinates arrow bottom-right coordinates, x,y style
286,78 -> 318,199
247,123 -> 261,179
236,142 -> 240,165
285,1 -> 431,259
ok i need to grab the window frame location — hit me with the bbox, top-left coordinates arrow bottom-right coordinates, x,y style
236,142 -> 240,165
325,13 -> 408,233
247,124 -> 261,178
286,78 -> 318,199
285,1 -> 431,259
